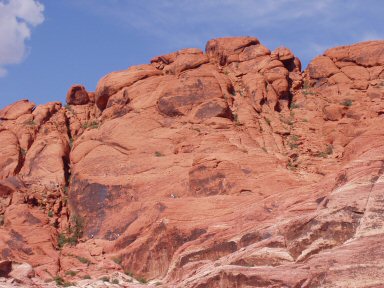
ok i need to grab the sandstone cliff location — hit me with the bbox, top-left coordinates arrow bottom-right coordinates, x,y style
0,37 -> 384,288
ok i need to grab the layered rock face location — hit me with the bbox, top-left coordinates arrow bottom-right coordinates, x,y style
0,37 -> 384,288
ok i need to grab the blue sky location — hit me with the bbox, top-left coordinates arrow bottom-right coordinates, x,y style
0,0 -> 383,108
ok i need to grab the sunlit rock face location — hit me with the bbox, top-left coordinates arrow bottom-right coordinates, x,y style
0,38 -> 384,287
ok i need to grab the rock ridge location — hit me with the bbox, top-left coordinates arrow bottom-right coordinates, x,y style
0,36 -> 383,287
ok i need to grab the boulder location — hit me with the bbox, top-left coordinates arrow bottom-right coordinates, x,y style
0,100 -> 35,120
66,84 -> 90,105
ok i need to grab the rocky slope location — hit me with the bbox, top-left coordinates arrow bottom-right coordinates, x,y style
0,37 -> 384,288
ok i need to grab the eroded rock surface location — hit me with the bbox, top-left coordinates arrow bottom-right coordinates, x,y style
0,37 -> 384,287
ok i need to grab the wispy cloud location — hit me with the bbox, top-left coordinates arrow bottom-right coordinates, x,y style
359,32 -> 384,42
70,0 -> 382,66
0,0 -> 44,77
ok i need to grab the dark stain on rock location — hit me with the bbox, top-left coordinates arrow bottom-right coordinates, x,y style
69,176 -> 135,239
189,165 -> 227,196
24,212 -> 41,225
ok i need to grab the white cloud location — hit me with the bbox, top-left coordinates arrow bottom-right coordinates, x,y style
0,0 -> 44,77
73,0 -> 337,49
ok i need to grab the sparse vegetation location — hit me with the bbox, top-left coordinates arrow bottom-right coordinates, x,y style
64,104 -> 75,114
325,144 -> 334,155
303,89 -> 316,96
57,233 -> 68,248
65,270 -> 77,277
290,135 -> 300,142
57,215 -> 84,248
124,270 -> 133,277
48,210 -> 54,217
154,151 -> 164,157
69,215 -> 84,241
288,134 -> 300,149
82,120 -> 100,130
82,275 -> 91,280
100,276 -> 110,282
287,159 -> 298,170
233,113 -> 241,125
290,102 -> 300,110
54,276 -> 64,286
112,256 -> 122,265
76,256 -> 91,265
281,116 -> 294,126
53,276 -> 72,287
303,80 -> 311,89
111,279 -> 119,284
341,99 -> 353,107
138,277 -> 148,284
302,81 -> 315,96
20,148 -> 27,157
69,138 -> 74,149
23,119 -> 36,127
317,144 -> 334,158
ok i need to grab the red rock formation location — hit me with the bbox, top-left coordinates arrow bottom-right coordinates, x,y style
0,37 -> 384,287
66,85 -> 90,106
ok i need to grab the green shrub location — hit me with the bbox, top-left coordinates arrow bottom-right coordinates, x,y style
54,276 -> 64,286
57,215 -> 84,248
233,113 -> 241,125
303,80 -> 311,89
303,89 -> 316,96
154,151 -> 164,157
138,277 -> 147,284
57,233 -> 68,249
290,102 -> 300,110
287,159 -> 297,170
69,215 -> 84,242
76,256 -> 91,265
290,135 -> 300,142
341,99 -> 353,107
48,210 -> 54,218
23,119 -> 36,127
100,276 -> 110,282
64,104 -> 75,114
288,134 -> 300,149
111,279 -> 119,284
112,256 -> 122,265
69,138 -> 74,149
53,276 -> 72,287
65,270 -> 77,277
325,144 -> 333,155
82,121 -> 99,130
317,144 -> 333,158
82,275 -> 91,280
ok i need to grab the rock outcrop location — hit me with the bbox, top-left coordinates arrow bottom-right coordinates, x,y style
0,37 -> 384,287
